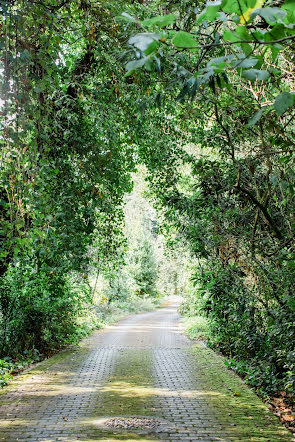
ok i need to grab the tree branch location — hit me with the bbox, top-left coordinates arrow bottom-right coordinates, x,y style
235,183 -> 283,239
173,34 -> 295,49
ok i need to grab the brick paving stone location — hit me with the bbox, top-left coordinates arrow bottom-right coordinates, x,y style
150,305 -> 294,442
0,299 -> 294,441
0,347 -> 117,441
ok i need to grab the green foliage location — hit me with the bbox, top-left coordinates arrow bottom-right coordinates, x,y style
183,315 -> 210,341
0,0 -> 294,406
185,259 -> 295,398
0,0 -> 136,360
0,359 -> 13,388
0,264 -> 92,356
224,358 -> 290,399
122,0 -> 295,115
101,172 -> 160,301
120,0 -> 295,402
156,247 -> 190,298
129,234 -> 158,297
274,92 -> 294,115
102,267 -> 131,303
0,349 -> 41,388
96,295 -> 161,321
172,32 -> 198,48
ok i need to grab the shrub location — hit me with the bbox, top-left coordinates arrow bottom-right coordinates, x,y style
0,263 -> 92,357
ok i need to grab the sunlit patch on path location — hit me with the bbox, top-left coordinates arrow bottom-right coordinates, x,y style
0,299 -> 293,441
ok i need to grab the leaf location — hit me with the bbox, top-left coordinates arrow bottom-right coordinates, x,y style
144,58 -> 153,71
120,13 -> 138,23
240,0 -> 266,24
208,55 -> 235,66
217,11 -> 227,21
142,14 -> 176,28
176,83 -> 190,101
129,33 -> 161,52
222,0 -> 258,16
235,25 -> 252,40
197,1 -> 222,24
233,57 -> 258,68
242,69 -> 270,81
251,7 -> 287,25
282,0 -> 295,23
270,174 -> 278,186
223,25 -> 253,56
247,108 -> 264,126
283,0 -> 295,12
271,46 -> 280,61
274,92 -> 294,115
172,31 -> 198,48
125,58 -> 146,75
144,40 -> 159,56
154,56 -> 161,74
202,66 -> 216,81
223,30 -> 240,42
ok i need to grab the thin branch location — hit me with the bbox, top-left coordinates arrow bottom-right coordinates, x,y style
173,34 -> 295,49
235,183 -> 283,239
214,103 -> 235,162
265,236 -> 295,257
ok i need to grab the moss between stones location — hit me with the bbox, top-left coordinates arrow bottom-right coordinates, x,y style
189,344 -> 294,441
1,319 -> 293,441
81,348 -> 157,440
78,433 -> 155,441
0,346 -> 90,408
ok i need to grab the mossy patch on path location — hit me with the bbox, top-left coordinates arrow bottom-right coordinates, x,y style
0,302 -> 293,441
189,344 -> 293,441
81,348 -> 158,440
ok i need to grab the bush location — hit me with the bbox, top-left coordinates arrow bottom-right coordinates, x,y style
183,315 -> 210,341
184,260 -> 295,400
0,359 -> 13,388
0,263 -> 93,357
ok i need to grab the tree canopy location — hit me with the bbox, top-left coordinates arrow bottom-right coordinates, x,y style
0,0 -> 294,403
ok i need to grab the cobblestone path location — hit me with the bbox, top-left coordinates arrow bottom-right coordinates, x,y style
0,300 -> 293,441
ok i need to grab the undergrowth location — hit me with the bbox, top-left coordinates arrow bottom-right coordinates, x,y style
182,315 -> 210,341
183,310 -> 294,403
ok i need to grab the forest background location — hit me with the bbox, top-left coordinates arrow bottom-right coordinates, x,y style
0,0 -> 294,418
